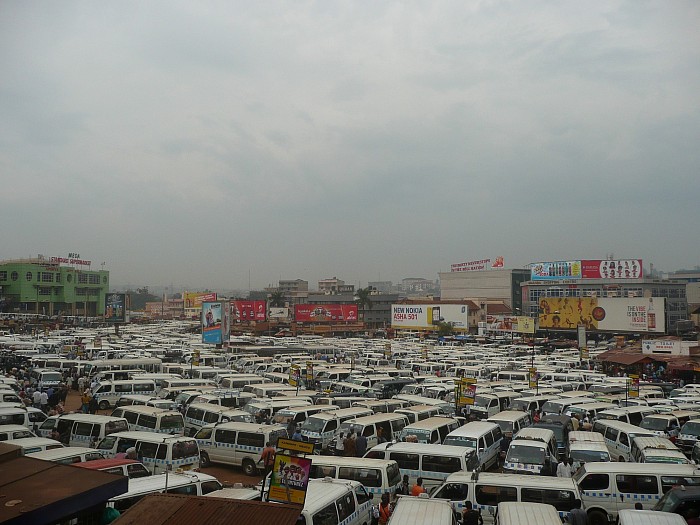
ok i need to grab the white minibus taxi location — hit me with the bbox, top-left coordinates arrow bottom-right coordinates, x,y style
37,414 -> 129,447
96,430 -> 200,474
591,420 -> 656,462
574,462 -> 700,525
195,421 -> 287,476
365,441 -> 478,491
301,407 -> 373,452
399,417 -> 461,445
92,380 -> 157,410
443,421 -> 503,471
296,478 -> 374,525
431,471 -> 581,523
503,428 -> 557,475
308,456 -> 402,497
110,406 -> 185,436
183,403 -> 254,436
27,446 -> 105,464
5,437 -> 64,455
338,413 -> 409,450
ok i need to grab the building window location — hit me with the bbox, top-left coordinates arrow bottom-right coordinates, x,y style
78,273 -> 88,284
0,271 -> 6,281
89,274 -> 100,284
11,272 -> 18,281
41,272 -> 54,283
55,273 -> 61,283
39,287 -> 52,296
26,272 -> 32,281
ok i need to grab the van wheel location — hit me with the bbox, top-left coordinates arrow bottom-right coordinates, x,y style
200,452 -> 210,468
587,509 -> 608,525
243,459 -> 256,476
98,400 -> 110,410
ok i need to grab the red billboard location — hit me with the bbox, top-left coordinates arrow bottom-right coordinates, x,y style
581,259 -> 643,280
294,304 -> 358,323
231,300 -> 267,321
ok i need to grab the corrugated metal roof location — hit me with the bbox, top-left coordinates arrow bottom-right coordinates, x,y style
0,445 -> 129,525
115,494 -> 302,525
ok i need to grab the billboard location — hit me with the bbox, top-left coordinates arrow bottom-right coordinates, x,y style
202,301 -> 229,344
530,259 -> 643,281
269,307 -> 289,319
184,292 -> 217,309
451,256 -> 505,272
538,297 -> 665,333
268,453 -> 312,505
231,300 -> 266,321
391,304 -> 469,331
104,293 -> 126,324
517,317 -> 537,334
294,304 -> 358,323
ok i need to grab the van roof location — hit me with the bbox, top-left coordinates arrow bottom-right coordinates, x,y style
311,456 -> 397,469
204,421 -> 286,433
446,421 -> 499,437
488,410 -> 530,422
577,462 -> 699,475
111,472 -> 219,499
389,497 -> 455,524
403,417 -> 459,431
114,406 -> 178,416
373,442 -> 475,455
497,502 -> 560,525
106,431 -> 195,442
346,413 -> 408,425
303,478 -> 360,509
26,447 -> 105,460
443,471 -> 578,488
514,427 -> 555,442
73,458 -> 142,470
54,414 -> 127,423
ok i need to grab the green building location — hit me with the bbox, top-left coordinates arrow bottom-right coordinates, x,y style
0,257 -> 109,317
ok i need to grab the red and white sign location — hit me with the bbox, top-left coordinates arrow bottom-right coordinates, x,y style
231,300 -> 267,321
581,259 -> 643,280
451,256 -> 504,272
294,304 -> 358,323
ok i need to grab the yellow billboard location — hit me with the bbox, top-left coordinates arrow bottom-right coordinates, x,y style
516,316 -> 537,334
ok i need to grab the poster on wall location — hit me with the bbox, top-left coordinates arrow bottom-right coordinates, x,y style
530,259 -> 643,281
538,297 -> 665,333
391,304 -> 469,331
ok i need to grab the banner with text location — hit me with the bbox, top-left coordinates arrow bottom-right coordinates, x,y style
231,300 -> 267,321
530,259 -> 643,281
294,304 -> 358,323
538,297 -> 665,333
391,304 -> 469,331
451,256 -> 505,272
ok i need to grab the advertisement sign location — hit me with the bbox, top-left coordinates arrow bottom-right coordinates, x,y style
530,259 -> 643,281
391,304 -> 469,331
642,340 -> 680,354
201,301 -> 224,344
231,300 -> 266,321
577,325 -> 587,349
294,304 -> 358,323
516,317 -> 537,334
580,347 -> 590,360
269,307 -> 289,319
289,365 -> 301,388
104,293 -> 126,324
268,453 -> 312,505
451,256 -> 505,272
538,297 -> 665,333
629,375 -> 640,398
528,368 -> 538,389
184,292 -> 217,309
306,362 -> 314,385
458,378 -> 477,406
192,349 -> 200,367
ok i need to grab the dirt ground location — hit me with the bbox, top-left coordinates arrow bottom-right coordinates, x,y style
64,389 -> 263,487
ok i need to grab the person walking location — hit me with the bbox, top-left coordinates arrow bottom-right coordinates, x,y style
344,430 -> 356,457
557,458 -> 574,478
355,432 -> 367,457
569,499 -> 587,525
378,493 -> 392,525
81,390 -> 91,414
259,442 -> 276,477
335,432 -> 345,456
398,474 -> 410,495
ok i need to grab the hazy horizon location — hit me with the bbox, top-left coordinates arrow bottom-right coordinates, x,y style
2,1 -> 699,290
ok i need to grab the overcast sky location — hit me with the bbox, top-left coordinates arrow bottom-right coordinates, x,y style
1,1 -> 699,291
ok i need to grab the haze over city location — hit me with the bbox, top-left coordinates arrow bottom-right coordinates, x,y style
2,1 -> 699,290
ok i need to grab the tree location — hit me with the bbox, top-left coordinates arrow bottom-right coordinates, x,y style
355,288 -> 373,320
436,321 -> 455,337
269,291 -> 285,308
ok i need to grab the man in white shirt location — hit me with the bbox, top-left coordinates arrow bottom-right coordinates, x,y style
556,457 -> 573,478
32,390 -> 42,408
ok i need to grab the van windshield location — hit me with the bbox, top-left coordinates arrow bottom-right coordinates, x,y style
160,415 -> 184,430
42,372 -> 63,382
506,443 -> 545,465
301,416 -> 326,433
570,450 -> 610,463
641,418 -> 670,431
681,421 -> 700,436
511,400 -> 531,412
443,436 -> 477,449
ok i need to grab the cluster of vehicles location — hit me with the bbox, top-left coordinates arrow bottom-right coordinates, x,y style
2,324 -> 700,523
